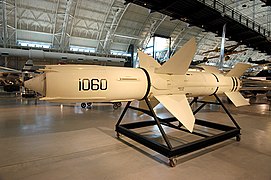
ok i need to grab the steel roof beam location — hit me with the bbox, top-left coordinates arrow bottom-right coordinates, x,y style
52,0 -> 78,52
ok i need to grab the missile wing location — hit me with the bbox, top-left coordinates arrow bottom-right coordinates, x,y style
154,94 -> 195,132
137,51 -> 161,72
138,37 -> 197,132
155,37 -> 196,75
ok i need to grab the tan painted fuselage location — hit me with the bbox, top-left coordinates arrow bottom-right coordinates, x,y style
25,64 -> 241,103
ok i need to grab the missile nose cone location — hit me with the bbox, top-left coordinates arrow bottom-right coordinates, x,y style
24,74 -> 46,96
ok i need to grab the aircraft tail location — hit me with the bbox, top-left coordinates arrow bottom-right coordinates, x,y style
22,60 -> 34,72
218,24 -> 226,69
22,59 -> 44,72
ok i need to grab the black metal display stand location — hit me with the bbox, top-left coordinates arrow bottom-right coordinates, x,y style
115,94 -> 241,167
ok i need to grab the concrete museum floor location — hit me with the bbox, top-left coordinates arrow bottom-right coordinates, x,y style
0,95 -> 270,180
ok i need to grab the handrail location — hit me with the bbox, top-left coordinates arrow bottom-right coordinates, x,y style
197,0 -> 270,37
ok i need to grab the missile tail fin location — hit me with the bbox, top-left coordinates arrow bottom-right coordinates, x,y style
226,63 -> 251,77
154,94 -> 195,132
155,37 -> 197,75
138,51 -> 161,71
224,92 -> 250,107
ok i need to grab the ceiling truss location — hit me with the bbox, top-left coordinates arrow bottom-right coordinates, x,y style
0,0 -> 270,65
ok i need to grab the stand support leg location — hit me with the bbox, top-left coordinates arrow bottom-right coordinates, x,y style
116,101 -> 131,127
189,97 -> 198,106
214,94 -> 241,130
145,98 -> 173,149
193,103 -> 206,115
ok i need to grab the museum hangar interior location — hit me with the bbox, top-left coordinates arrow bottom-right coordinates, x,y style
0,0 -> 271,179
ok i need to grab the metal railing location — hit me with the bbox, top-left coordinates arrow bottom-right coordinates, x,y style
198,0 -> 271,37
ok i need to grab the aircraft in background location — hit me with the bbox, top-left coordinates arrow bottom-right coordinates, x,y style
202,43 -> 247,62
189,24 -> 246,69
190,57 -> 209,66
22,60 -> 45,73
201,24 -> 247,69
240,63 -> 271,96
244,63 -> 271,80
241,78 -> 271,97
247,58 -> 271,65
0,60 -> 43,94
0,66 -> 22,92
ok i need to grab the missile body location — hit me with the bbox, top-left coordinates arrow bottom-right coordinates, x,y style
24,65 -> 241,103
149,71 -> 240,97
25,38 -> 250,132
25,65 -> 149,103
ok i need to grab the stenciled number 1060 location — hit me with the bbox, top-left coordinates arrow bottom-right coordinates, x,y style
79,78 -> 107,91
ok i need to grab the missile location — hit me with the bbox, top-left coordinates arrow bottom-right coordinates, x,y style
24,37 -> 251,132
